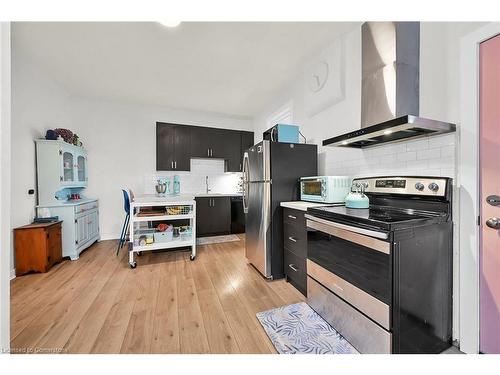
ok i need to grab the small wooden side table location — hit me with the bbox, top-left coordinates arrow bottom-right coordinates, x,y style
14,221 -> 63,276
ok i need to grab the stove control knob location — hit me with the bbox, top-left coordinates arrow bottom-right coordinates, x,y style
428,182 -> 440,192
415,182 -> 425,191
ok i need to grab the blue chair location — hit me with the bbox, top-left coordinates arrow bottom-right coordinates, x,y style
116,189 -> 131,256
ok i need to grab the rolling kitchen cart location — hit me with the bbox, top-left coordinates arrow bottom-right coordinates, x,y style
128,194 -> 196,268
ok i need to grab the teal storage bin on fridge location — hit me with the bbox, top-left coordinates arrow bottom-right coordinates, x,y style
264,124 -> 300,143
276,124 -> 299,143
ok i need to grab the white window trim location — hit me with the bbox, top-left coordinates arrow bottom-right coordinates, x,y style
266,100 -> 294,129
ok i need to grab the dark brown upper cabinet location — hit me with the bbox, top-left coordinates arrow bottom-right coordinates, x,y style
156,123 -> 192,171
240,131 -> 254,171
223,130 -> 242,172
190,126 -> 213,158
157,122 -> 254,173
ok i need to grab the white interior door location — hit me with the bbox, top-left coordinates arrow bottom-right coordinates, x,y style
479,33 -> 500,354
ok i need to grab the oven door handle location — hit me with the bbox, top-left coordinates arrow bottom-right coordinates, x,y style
304,214 -> 388,240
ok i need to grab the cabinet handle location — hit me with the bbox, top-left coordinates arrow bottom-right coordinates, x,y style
288,264 -> 298,272
174,161 -> 177,169
288,236 -> 297,243
240,163 -> 242,171
288,215 -> 297,220
171,161 -> 174,169
207,149 -> 210,157
210,149 -> 213,157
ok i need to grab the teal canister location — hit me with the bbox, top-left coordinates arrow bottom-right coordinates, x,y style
173,175 -> 180,194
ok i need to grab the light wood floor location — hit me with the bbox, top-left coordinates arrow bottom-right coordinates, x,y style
10,235 -> 305,353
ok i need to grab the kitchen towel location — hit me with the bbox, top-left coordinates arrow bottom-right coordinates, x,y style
256,302 -> 358,354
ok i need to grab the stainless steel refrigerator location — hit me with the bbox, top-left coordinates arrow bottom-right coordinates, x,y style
242,140 -> 317,279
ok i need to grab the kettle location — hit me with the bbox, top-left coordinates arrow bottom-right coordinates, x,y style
345,182 -> 370,209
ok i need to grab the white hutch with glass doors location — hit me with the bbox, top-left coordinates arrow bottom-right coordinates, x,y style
35,139 -> 99,260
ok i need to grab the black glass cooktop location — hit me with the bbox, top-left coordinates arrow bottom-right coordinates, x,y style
308,205 -> 448,231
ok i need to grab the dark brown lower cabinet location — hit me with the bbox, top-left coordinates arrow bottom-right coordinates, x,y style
283,207 -> 308,296
196,196 -> 231,237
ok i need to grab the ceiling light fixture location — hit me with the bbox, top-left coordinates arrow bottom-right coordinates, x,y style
159,21 -> 181,28
383,130 -> 393,135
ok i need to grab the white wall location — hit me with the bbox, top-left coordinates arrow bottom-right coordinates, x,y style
0,22 -> 12,352
11,48 -> 253,265
253,22 -> 487,343
10,48 -> 73,273
61,96 -> 252,241
254,23 -> 486,173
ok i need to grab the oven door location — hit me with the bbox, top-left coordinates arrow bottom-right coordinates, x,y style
305,214 -> 392,330
300,178 -> 325,202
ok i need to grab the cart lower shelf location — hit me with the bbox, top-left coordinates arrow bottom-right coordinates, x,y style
131,238 -> 193,252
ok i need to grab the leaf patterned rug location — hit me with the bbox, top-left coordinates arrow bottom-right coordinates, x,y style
256,302 -> 359,354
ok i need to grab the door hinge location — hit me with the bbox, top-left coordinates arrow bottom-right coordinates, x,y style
477,215 -> 481,226
75,219 -> 77,223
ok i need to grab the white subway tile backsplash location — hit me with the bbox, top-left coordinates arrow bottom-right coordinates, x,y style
325,134 -> 457,180
365,143 -> 405,157
435,157 -> 455,169
441,145 -> 455,158
407,160 -> 429,170
440,168 -> 455,178
397,151 -> 417,162
425,169 -> 442,177
379,154 -> 395,164
405,138 -> 429,152
428,134 -> 456,148
366,157 -> 381,167
144,158 -> 242,195
417,148 -> 441,160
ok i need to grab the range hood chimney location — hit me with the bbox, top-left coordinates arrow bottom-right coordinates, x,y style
323,22 -> 455,148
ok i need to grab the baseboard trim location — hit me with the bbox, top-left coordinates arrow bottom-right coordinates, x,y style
99,234 -> 119,241
10,268 -> 15,280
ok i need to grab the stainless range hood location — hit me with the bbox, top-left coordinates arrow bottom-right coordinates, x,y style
323,22 -> 455,148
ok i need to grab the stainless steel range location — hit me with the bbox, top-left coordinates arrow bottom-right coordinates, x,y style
305,176 -> 453,354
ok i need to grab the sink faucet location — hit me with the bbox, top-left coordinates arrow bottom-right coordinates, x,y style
205,176 -> 211,194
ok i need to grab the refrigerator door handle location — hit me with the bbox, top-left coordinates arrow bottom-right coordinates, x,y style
242,152 -> 250,214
